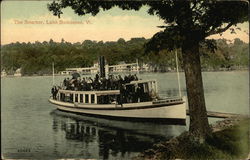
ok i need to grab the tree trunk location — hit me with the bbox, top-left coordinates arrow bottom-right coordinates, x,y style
182,42 -> 211,142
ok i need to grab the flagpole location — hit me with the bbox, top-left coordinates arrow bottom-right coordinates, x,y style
175,50 -> 182,97
52,62 -> 55,86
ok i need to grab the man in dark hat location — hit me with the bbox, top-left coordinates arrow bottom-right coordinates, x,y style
66,78 -> 70,90
54,86 -> 58,99
51,87 -> 55,99
63,78 -> 67,87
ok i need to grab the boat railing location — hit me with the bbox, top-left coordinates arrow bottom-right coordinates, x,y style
58,89 -> 120,95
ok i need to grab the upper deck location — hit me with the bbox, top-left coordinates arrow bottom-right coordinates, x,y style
53,79 -> 158,105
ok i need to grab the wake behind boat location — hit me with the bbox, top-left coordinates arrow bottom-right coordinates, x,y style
49,56 -> 186,123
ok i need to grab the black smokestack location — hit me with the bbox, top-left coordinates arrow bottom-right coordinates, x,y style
99,56 -> 105,78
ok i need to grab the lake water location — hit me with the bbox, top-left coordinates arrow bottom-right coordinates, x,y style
1,71 -> 249,159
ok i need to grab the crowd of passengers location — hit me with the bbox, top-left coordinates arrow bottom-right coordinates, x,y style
63,74 -> 138,91
51,73 -> 152,103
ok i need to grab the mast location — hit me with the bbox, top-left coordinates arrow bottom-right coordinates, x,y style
52,62 -> 55,86
175,50 -> 182,97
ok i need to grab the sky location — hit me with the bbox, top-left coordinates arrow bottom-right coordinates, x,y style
1,1 -> 249,45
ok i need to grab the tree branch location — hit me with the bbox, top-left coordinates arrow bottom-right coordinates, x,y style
191,0 -> 197,10
206,22 -> 234,37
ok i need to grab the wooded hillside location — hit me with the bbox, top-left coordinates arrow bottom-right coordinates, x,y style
1,38 -> 248,75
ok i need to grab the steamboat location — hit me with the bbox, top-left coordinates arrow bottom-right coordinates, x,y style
49,56 -> 186,123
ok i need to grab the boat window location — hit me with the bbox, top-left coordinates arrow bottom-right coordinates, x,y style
60,93 -> 65,102
143,83 -> 149,93
92,128 -> 96,135
75,94 -> 78,103
81,126 -> 84,132
98,95 -> 110,104
70,94 -> 73,103
97,96 -> 101,104
91,94 -> 95,104
86,126 -> 90,134
80,94 -> 83,103
85,94 -> 89,103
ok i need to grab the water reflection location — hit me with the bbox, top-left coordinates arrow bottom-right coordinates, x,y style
50,110 -> 186,159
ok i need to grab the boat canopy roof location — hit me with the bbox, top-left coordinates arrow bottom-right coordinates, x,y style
59,89 -> 120,96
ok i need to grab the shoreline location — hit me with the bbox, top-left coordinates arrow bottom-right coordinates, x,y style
1,69 -> 248,78
133,116 -> 250,159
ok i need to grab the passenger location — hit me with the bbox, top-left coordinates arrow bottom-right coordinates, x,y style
63,78 -> 67,87
113,76 -> 118,90
100,77 -> 107,90
127,74 -> 131,82
130,85 -> 137,102
73,78 -> 79,91
117,75 -> 124,89
133,74 -> 138,81
126,84 -> 132,102
104,77 -> 108,90
65,78 -> 70,90
110,75 -> 116,90
136,85 -> 144,102
78,78 -> 83,90
51,87 -> 55,99
107,75 -> 112,90
128,74 -> 134,82
70,83 -> 75,91
93,79 -> 100,90
86,77 -> 93,91
54,86 -> 58,99
82,78 -> 88,91
89,77 -> 94,90
124,75 -> 129,83
119,85 -> 126,106
94,74 -> 99,82
93,74 -> 101,90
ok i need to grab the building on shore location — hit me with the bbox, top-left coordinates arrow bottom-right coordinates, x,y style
14,68 -> 22,77
59,62 -> 99,75
59,61 -> 150,75
108,62 -> 139,73
140,63 -> 150,72
1,69 -> 7,77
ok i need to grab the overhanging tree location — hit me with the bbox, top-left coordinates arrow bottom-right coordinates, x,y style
48,0 -> 248,141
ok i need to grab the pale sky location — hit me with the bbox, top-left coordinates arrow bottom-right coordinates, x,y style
1,1 -> 249,45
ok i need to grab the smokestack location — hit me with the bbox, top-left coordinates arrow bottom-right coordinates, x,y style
99,56 -> 105,78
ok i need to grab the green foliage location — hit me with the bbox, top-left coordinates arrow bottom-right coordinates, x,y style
200,38 -> 249,70
1,38 -> 146,75
48,0 -> 248,52
136,118 -> 250,159
1,38 -> 248,75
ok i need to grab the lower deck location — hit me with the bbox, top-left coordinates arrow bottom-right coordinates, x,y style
49,97 -> 187,120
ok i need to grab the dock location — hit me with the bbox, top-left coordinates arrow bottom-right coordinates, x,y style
186,110 -> 241,118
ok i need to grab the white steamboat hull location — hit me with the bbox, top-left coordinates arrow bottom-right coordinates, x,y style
49,98 -> 186,122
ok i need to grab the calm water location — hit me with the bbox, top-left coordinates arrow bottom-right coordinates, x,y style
1,71 -> 249,159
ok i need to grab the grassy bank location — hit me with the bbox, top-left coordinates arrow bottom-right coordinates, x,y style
134,117 -> 250,159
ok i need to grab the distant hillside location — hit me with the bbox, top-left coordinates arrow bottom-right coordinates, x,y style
1,38 -> 248,75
